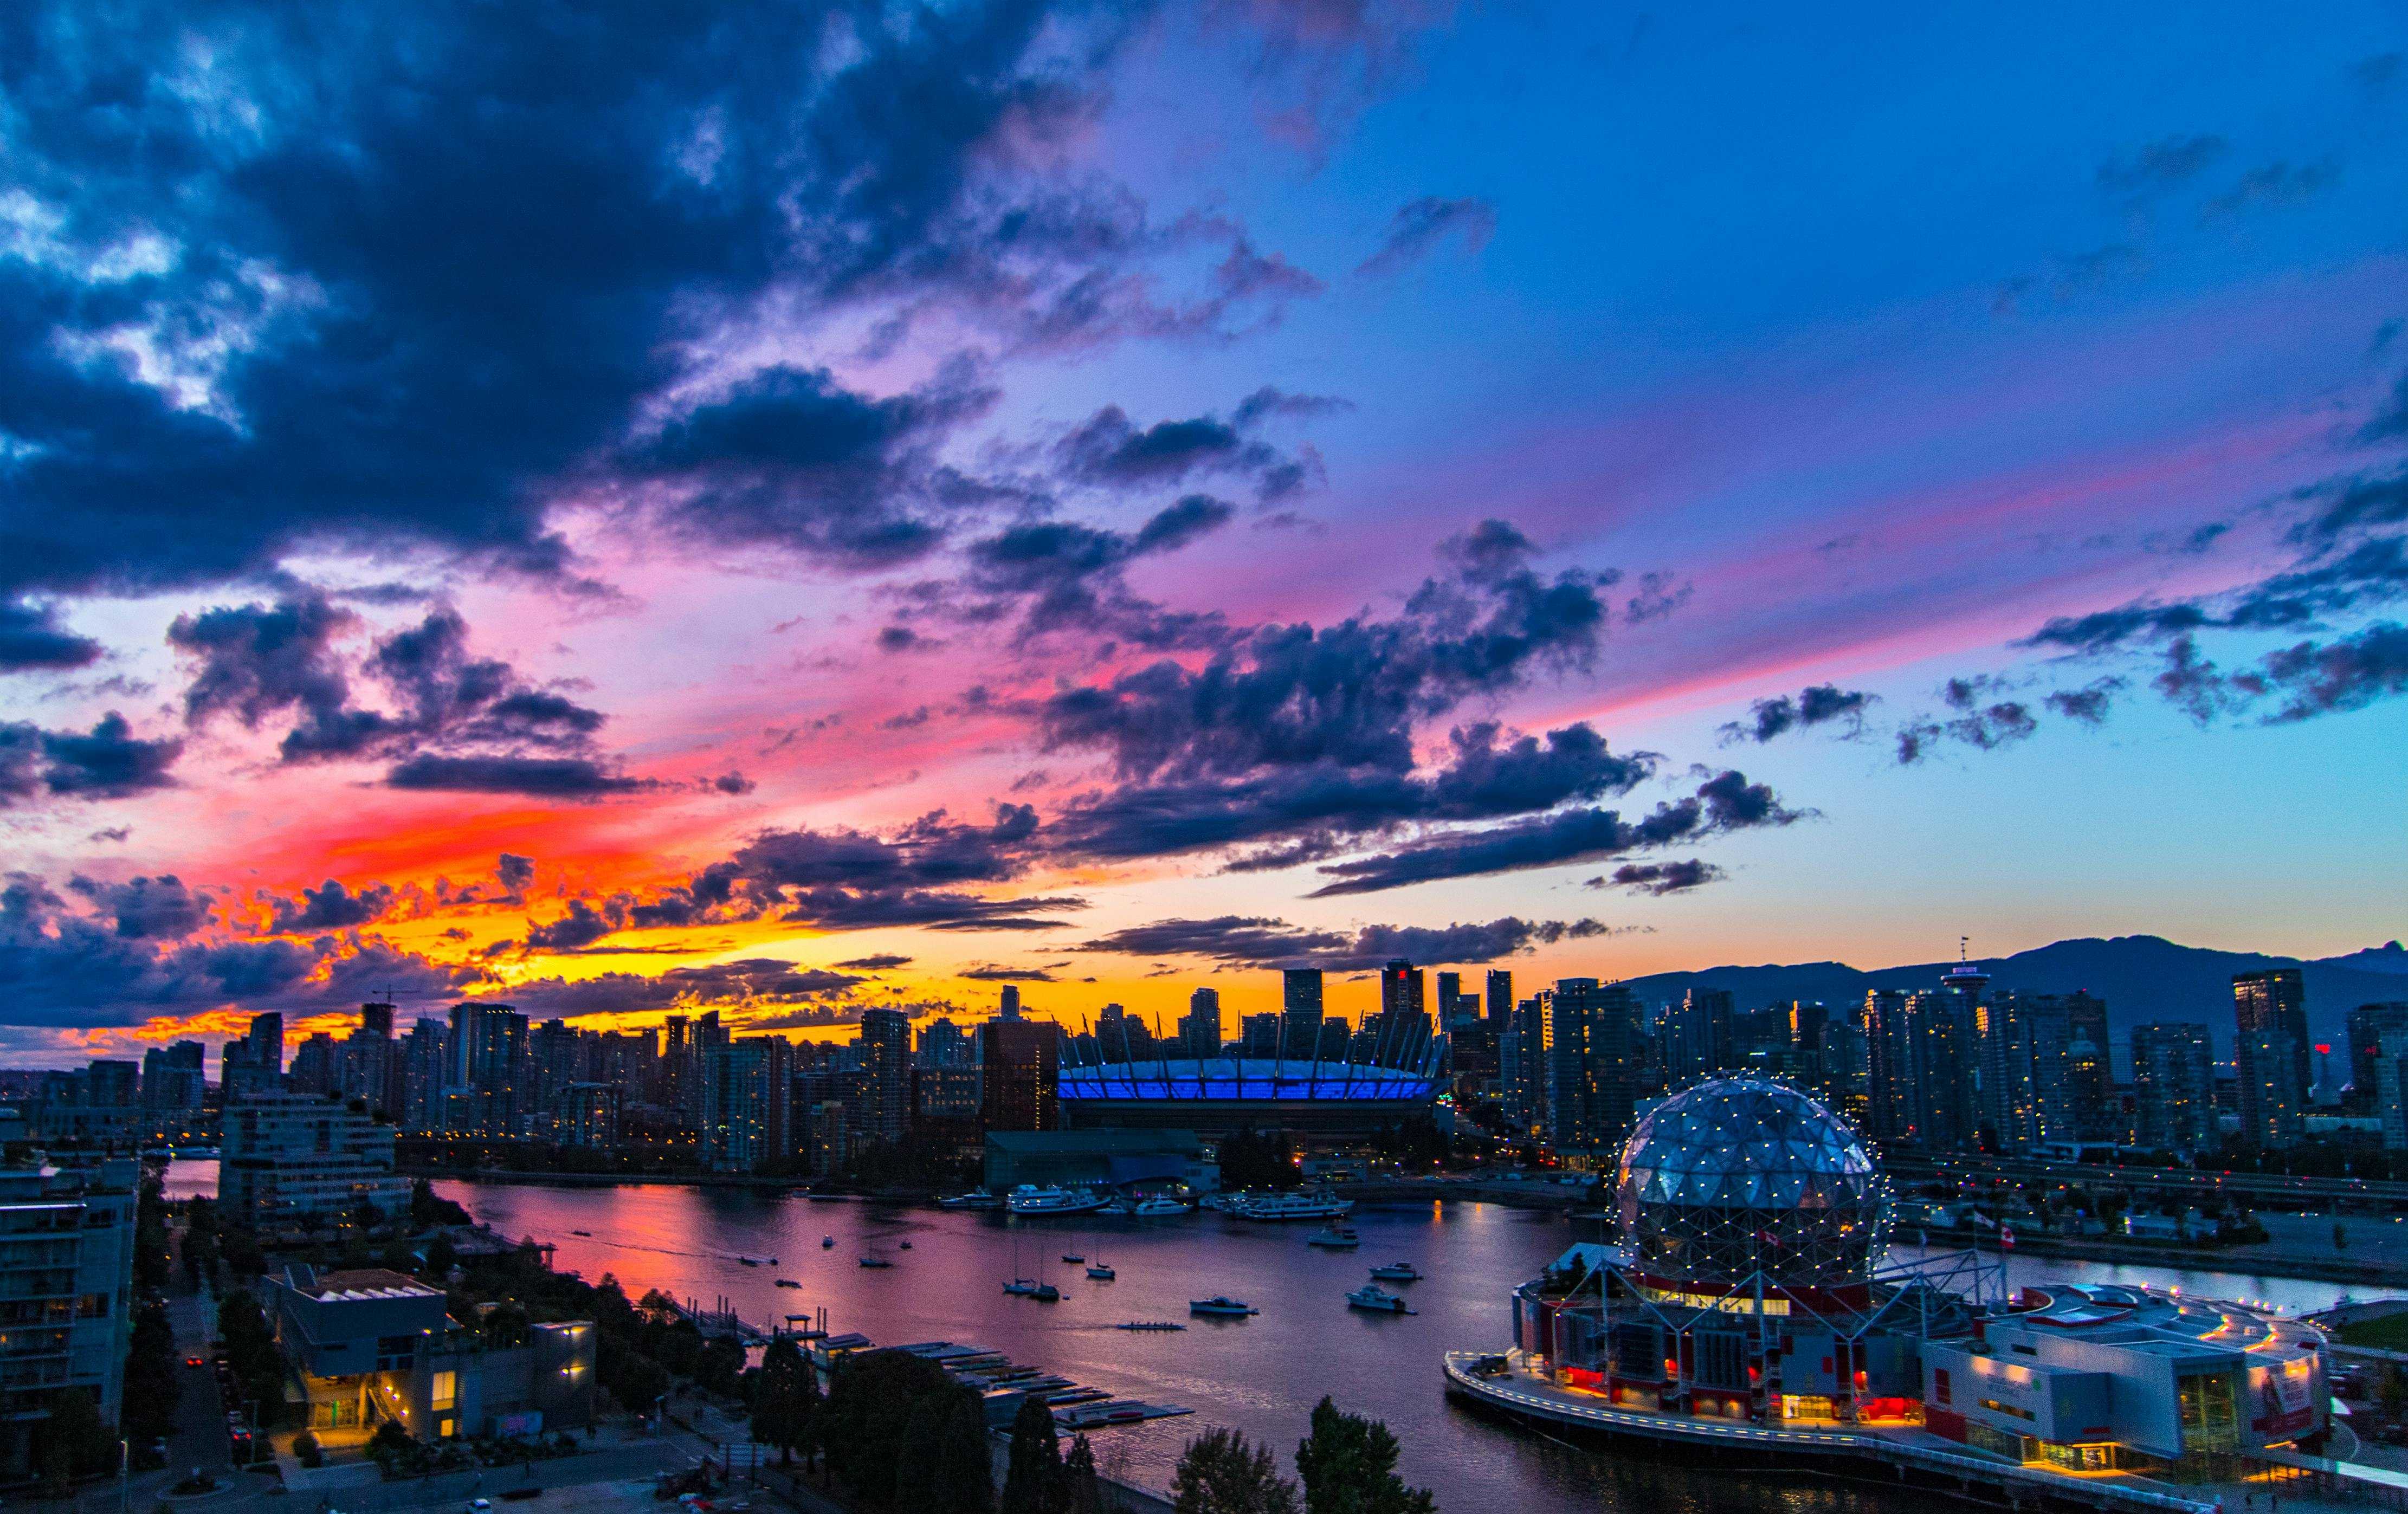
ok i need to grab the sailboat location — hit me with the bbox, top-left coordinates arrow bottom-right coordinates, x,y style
1086,1238 -> 1114,1280
1003,1233 -> 1050,1297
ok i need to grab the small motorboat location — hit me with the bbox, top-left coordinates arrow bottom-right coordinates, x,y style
1368,1262 -> 1422,1282
735,1254 -> 777,1266
1086,1261 -> 1115,1280
1190,1296 -> 1258,1317
1061,1252 -> 1084,1264
859,1257 -> 893,1269
570,1230 -> 592,1237
1132,1196 -> 1191,1217
1306,1226 -> 1360,1250
898,1240 -> 913,1251
1115,1321 -> 1185,1331
775,1278 -> 802,1289
1346,1284 -> 1414,1315
821,1235 -> 835,1248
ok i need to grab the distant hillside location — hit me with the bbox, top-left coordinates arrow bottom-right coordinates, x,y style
1616,935 -> 2408,1054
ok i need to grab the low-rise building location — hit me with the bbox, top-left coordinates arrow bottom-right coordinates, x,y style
268,1266 -> 595,1440
221,1092 -> 411,1228
0,1155 -> 138,1479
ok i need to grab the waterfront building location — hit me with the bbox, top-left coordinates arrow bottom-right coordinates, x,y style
2232,969 -> 2309,1147
701,1036 -> 792,1172
858,1007 -> 911,1144
221,1091 -> 411,1226
267,1265 -> 593,1438
1455,1075 -> 2330,1490
914,1064 -> 982,1123
981,1005 -> 1060,1133
982,1128 -> 1208,1193
0,1155 -> 137,1479
447,1002 -> 530,1136
2129,1024 -> 2217,1150
553,1083 -> 621,1147
397,1018 -> 449,1134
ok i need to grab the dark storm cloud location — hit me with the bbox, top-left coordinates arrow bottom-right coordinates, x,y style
1304,768 -> 1798,897
479,959 -> 866,1019
1355,196 -> 1498,278
1589,860 -> 1723,896
0,1 -> 1280,613
67,875 -> 210,940
1074,913 -> 1606,972
384,754 -> 653,799
1720,683 -> 1875,743
0,600 -> 102,674
0,873 -> 307,1026
264,879 -> 399,934
0,714 -> 182,805
951,494 -> 1240,645
496,854 -> 537,896
615,363 -> 999,568
1055,399 -> 1323,501
2095,134 -> 2229,197
1037,520 -> 1611,780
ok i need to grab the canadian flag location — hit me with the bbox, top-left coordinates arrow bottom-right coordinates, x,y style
2000,1225 -> 2016,1250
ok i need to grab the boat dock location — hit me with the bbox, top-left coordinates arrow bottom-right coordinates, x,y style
669,1294 -> 769,1345
823,1335 -> 1192,1432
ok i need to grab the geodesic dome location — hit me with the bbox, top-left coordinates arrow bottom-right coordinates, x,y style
1615,1077 -> 1889,1290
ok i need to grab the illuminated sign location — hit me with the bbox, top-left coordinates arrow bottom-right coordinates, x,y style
1643,1286 -> 1790,1316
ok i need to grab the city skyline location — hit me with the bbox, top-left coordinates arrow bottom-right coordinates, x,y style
5,4 -> 2407,1066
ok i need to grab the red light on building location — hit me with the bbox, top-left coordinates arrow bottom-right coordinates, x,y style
2315,1043 -> 2330,1055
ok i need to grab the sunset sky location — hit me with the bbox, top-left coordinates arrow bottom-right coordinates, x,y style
4,3 -> 2405,1065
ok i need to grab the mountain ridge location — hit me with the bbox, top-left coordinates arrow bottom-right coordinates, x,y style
1610,934 -> 2408,1055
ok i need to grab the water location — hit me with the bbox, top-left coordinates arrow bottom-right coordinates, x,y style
435,1182 -> 1884,1514
158,1158 -> 2380,1512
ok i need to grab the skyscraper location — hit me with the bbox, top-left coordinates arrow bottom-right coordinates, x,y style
918,1016 -> 970,1068
1379,959 -> 1426,1030
1544,978 -> 1642,1155
2233,969 -> 2309,1146
980,1013 -> 1057,1133
1281,969 -> 1323,1052
1660,987 -> 1733,1087
2130,1023 -> 2217,1150
222,1012 -> 286,1101
858,1007 -> 911,1143
2345,1002 -> 2408,1115
1181,988 -> 1223,1058
702,1037 -> 791,1172
1866,985 -> 1978,1149
1501,994 -> 1550,1138
1484,970 -> 1513,1024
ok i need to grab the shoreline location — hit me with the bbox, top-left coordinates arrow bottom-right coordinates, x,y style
1914,1228 -> 2408,1288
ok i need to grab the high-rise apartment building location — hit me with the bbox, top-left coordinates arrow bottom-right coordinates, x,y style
1660,987 -> 1733,1088
1485,970 -> 1513,1024
1865,985 -> 1978,1149
980,1012 -> 1058,1133
919,1016 -> 971,1068
701,1037 -> 791,1172
222,1012 -> 286,1101
1180,988 -> 1223,1058
1241,1012 -> 1282,1058
2130,1023 -> 2218,1150
1501,995 -> 1550,1139
2346,1002 -> 2408,1115
1544,979 -> 1642,1156
1379,960 -> 1428,1041
1281,969 -> 1324,1051
0,1155 -> 137,1478
858,1008 -> 911,1144
2233,969 -> 2309,1146
221,1093 -> 410,1224
398,1018 -> 449,1133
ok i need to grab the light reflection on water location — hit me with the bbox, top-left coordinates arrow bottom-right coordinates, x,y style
155,1160 -> 2361,1512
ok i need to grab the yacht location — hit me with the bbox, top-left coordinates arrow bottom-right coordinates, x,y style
1132,1196 -> 1192,1217
1368,1262 -> 1422,1282
1005,1185 -> 1109,1216
1086,1261 -> 1116,1280
1346,1284 -> 1414,1315
1230,1192 -> 1353,1222
1306,1225 -> 1360,1250
1189,1296 -> 1258,1317
1061,1251 -> 1084,1263
938,1192 -> 1003,1210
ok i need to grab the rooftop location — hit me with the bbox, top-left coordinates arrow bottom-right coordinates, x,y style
288,1265 -> 443,1302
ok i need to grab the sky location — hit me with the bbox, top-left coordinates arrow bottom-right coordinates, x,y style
3,2 -> 2405,1066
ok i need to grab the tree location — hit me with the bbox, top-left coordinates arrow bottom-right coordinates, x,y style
36,1387 -> 115,1496
1172,1428 -> 1297,1514
293,1430 -> 324,1468
934,1386 -> 996,1514
1000,1392 -> 1061,1514
1293,1397 -> 1434,1514
1061,1435 -> 1102,1514
894,1390 -> 951,1512
817,1349 -> 952,1505
752,1338 -> 814,1465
